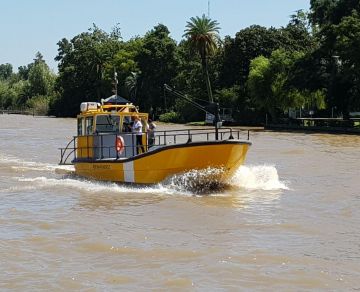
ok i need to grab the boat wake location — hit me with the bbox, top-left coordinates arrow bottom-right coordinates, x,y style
1,154 -> 288,196
0,153 -> 74,174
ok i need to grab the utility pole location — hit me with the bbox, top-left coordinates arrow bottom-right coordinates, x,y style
208,0 -> 210,17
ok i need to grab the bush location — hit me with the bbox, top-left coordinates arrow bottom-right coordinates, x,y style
26,95 -> 50,115
159,111 -> 181,123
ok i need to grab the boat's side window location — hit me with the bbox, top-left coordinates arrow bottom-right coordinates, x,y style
77,118 -> 84,136
85,117 -> 94,135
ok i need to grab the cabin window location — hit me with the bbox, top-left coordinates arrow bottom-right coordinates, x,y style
95,115 -> 120,133
85,117 -> 94,135
77,118 -> 84,135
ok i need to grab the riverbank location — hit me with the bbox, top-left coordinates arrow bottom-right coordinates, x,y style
0,109 -> 34,115
265,123 -> 360,135
186,120 -> 360,135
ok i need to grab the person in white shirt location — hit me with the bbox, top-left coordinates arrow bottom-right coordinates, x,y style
132,114 -> 145,154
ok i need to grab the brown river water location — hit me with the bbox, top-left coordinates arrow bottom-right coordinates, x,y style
0,114 -> 359,290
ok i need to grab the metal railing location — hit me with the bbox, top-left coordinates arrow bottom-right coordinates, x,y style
59,128 -> 250,165
154,128 -> 250,146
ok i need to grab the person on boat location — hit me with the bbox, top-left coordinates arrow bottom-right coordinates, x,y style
132,114 -> 145,154
122,116 -> 132,132
147,118 -> 156,147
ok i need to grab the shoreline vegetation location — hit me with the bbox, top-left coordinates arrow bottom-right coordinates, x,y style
2,110 -> 359,135
1,1 -> 359,133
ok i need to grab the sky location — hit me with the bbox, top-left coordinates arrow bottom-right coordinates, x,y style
0,0 -> 310,72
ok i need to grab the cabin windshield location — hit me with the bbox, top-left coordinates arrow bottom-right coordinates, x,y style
95,114 -> 120,133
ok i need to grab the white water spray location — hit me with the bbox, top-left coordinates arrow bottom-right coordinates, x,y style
1,154 -> 288,195
230,165 -> 288,191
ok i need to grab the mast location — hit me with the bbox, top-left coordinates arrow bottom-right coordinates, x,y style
113,68 -> 118,96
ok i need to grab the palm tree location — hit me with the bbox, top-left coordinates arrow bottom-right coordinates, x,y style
183,14 -> 220,102
125,72 -> 139,102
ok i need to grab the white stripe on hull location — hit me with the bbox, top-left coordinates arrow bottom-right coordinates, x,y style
123,161 -> 135,183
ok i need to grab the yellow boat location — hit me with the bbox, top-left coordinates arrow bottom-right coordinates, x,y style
59,97 -> 251,184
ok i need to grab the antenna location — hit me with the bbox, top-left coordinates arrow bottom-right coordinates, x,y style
208,0 -> 210,17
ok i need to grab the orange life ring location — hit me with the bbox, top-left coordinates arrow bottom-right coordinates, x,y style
116,136 -> 125,153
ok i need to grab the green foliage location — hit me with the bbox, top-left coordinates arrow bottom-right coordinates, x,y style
214,86 -> 239,107
54,24 -> 122,116
0,52 -> 55,110
0,63 -> 13,80
248,49 -> 325,121
183,14 -> 220,59
173,40 -> 206,101
0,80 -> 12,108
28,56 -> 55,97
4,4 -> 360,122
125,72 -> 139,101
308,0 -> 360,115
310,0 -> 360,26
183,14 -> 220,102
135,24 -> 179,114
173,98 -> 203,122
248,55 -> 272,112
106,37 -> 143,99
158,111 -> 181,123
312,89 -> 327,109
18,65 -> 32,80
219,26 -> 280,89
26,95 -> 50,115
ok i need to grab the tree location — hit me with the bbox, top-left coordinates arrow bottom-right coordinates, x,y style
248,56 -> 273,118
125,71 -> 139,101
135,24 -> 179,114
309,0 -> 360,115
28,55 -> 55,97
248,49 -> 323,121
183,14 -> 220,102
174,40 -> 206,100
310,0 -> 360,26
53,25 -> 122,116
220,26 -> 284,89
18,65 -> 32,80
109,37 -> 143,97
332,11 -> 360,112
283,10 -> 317,52
0,63 -> 13,80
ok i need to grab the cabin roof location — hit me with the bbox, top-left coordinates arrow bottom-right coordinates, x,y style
101,95 -> 130,105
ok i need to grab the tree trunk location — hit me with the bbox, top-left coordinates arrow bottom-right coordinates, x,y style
201,56 -> 213,103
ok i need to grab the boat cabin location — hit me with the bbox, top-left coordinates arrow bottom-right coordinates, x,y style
76,101 -> 149,160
